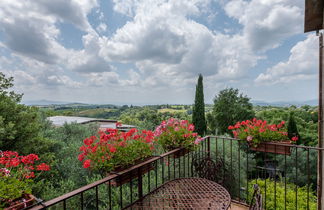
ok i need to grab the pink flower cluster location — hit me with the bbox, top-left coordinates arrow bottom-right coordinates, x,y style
154,118 -> 201,150
154,118 -> 195,138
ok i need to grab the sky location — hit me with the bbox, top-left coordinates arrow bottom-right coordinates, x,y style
0,0 -> 319,105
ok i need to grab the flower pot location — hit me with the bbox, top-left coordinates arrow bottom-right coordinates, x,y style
109,157 -> 155,187
4,194 -> 35,210
249,141 -> 291,155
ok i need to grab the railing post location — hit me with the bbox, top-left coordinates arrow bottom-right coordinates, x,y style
207,136 -> 211,158
318,31 -> 324,210
138,167 -> 143,199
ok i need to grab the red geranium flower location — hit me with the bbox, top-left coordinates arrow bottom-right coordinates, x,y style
83,159 -> 91,168
36,163 -> 50,171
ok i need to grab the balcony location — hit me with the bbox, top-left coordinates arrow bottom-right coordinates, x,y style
28,136 -> 319,209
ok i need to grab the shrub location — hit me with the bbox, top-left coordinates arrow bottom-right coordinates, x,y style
249,179 -> 317,209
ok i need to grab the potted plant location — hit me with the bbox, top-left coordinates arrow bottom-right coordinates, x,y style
0,151 -> 50,209
154,118 -> 203,158
228,118 -> 298,155
78,124 -> 155,186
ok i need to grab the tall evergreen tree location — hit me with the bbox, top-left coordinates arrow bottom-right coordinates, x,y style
288,112 -> 300,144
192,74 -> 206,135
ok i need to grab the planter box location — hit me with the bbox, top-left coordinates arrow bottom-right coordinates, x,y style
173,148 -> 190,158
249,141 -> 291,155
5,194 -> 35,210
109,157 -> 155,187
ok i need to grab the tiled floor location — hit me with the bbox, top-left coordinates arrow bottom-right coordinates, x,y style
230,202 -> 249,210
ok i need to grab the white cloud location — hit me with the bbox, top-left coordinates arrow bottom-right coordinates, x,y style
100,0 -> 260,89
35,0 -> 98,31
255,34 -> 318,84
0,0 -> 317,103
67,33 -> 114,73
96,23 -> 107,33
0,0 -> 99,61
224,0 -> 303,51
0,0 -> 114,88
87,71 -> 120,86
46,75 -> 82,88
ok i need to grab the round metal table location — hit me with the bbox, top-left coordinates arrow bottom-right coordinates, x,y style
126,178 -> 231,209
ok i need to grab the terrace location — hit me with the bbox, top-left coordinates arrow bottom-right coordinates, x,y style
28,136 -> 320,209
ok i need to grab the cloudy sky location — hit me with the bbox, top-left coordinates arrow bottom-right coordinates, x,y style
0,0 -> 319,104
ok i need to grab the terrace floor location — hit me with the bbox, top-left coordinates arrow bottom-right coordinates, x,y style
230,201 -> 249,210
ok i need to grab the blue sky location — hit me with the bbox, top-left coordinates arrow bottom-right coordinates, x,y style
0,0 -> 319,104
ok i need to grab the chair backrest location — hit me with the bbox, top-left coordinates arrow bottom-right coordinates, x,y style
191,151 -> 235,193
249,184 -> 262,210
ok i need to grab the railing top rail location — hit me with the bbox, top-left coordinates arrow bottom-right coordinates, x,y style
29,174 -> 118,209
29,146 -> 196,209
207,135 -> 324,150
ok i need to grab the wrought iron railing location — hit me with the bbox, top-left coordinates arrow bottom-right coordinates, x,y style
209,136 -> 321,210
28,136 -> 322,209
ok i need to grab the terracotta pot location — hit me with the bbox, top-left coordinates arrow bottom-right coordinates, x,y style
4,194 -> 35,210
249,141 -> 291,155
108,157 -> 155,187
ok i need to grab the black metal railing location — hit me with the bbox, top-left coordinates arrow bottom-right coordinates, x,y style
28,138 -> 209,210
29,136 -> 321,209
209,136 -> 320,210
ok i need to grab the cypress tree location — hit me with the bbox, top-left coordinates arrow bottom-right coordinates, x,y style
288,112 -> 300,144
192,74 -> 206,136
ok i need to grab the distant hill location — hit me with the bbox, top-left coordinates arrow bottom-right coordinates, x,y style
22,100 -> 88,106
22,100 -> 75,106
252,99 -> 318,107
22,99 -> 318,107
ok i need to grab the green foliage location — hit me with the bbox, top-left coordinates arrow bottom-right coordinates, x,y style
249,179 -> 317,209
120,107 -> 161,130
192,74 -> 206,135
212,88 -> 255,134
0,72 -> 22,101
38,123 -> 99,200
0,177 -> 32,206
276,148 -> 317,188
0,95 -> 41,152
210,137 -> 255,199
206,112 -> 217,134
287,112 -> 300,144
0,73 -> 58,156
119,107 -> 189,130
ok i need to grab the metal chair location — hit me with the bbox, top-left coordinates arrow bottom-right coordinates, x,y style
249,184 -> 262,210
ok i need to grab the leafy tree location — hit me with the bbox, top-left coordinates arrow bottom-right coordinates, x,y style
37,123 -> 99,200
192,74 -> 207,135
212,88 -> 254,134
206,112 -> 217,134
0,73 -> 57,155
0,72 -> 22,101
276,148 -> 317,188
287,112 -> 300,144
